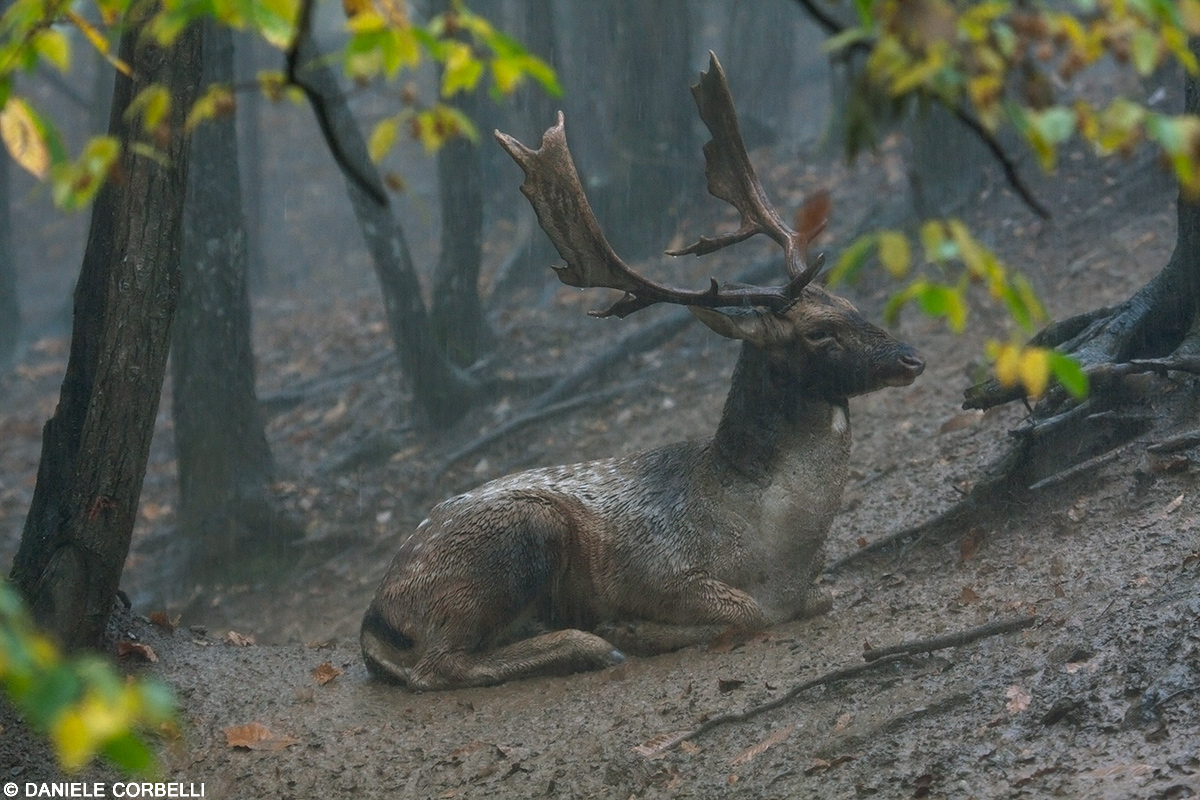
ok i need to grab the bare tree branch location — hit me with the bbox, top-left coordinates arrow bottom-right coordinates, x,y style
285,0 -> 389,208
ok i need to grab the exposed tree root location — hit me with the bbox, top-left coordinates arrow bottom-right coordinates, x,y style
636,615 -> 1037,758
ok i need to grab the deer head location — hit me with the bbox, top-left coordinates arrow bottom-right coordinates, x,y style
494,53 -> 924,402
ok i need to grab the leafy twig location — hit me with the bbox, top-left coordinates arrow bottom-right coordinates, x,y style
285,0 -> 389,207
787,0 -> 1049,220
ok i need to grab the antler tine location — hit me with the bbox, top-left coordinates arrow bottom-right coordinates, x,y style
666,52 -> 824,293
494,113 -> 794,318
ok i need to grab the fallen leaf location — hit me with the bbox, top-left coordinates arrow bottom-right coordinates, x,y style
312,662 -> 343,685
117,641 -> 157,663
224,722 -> 300,751
856,536 -> 868,549
1162,493 -> 1185,516
633,730 -> 691,759
804,755 -> 856,775
148,611 -> 179,632
833,712 -> 852,734
1005,685 -> 1031,714
225,631 -> 256,646
938,411 -> 982,434
729,724 -> 794,766
959,529 -> 985,562
707,629 -> 772,654
959,586 -> 981,605
717,678 -> 745,694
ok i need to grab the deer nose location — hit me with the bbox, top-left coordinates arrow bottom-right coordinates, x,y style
900,353 -> 926,377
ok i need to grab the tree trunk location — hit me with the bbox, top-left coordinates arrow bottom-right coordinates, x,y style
9,17 -> 203,648
907,102 -> 990,219
430,24 -> 486,366
0,149 -> 18,368
172,20 -> 298,579
235,30 -> 266,293
292,33 -> 475,427
600,0 -> 695,258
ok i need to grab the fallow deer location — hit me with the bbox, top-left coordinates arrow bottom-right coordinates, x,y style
361,53 -> 924,690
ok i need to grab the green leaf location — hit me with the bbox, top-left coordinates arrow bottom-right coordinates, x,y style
821,26 -> 874,54
1048,352 -> 1089,398
441,41 -> 484,97
827,234 -> 876,287
883,281 -> 925,326
101,733 -> 155,774
1131,28 -> 1161,76
915,282 -> 968,332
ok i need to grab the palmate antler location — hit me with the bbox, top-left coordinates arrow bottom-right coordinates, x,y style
494,52 -> 828,319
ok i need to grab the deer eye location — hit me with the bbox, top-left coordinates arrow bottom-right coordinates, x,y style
804,328 -> 836,345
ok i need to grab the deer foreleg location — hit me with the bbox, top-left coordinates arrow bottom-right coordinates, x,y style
407,629 -> 625,691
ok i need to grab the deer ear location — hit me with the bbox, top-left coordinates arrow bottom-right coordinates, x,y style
689,306 -> 776,344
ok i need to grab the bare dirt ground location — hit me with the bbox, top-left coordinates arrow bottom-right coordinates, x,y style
3,103 -> 1200,798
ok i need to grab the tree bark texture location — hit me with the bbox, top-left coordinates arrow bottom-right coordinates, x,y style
235,30 -> 266,292
0,149 -> 18,367
430,50 -> 485,366
600,0 -> 695,258
173,20 -> 290,573
293,33 -> 475,427
9,17 -> 203,648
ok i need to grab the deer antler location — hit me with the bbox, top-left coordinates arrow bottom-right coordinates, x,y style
667,52 -> 825,287
493,52 -> 827,319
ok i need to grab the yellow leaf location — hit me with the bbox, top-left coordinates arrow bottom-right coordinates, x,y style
368,117 -> 398,162
919,220 -> 948,262
991,342 -> 1021,389
1,98 -> 50,178
1019,347 -> 1050,397
34,29 -> 71,73
492,57 -> 522,94
877,230 -> 911,277
68,11 -> 110,56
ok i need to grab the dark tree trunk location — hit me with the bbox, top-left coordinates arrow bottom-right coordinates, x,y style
600,0 -> 695,258
0,149 -> 18,368
430,43 -> 486,366
487,0 -> 562,297
723,2 -> 798,148
907,102 -> 990,219
9,17 -> 203,648
172,20 -> 298,578
293,34 -> 475,427
235,30 -> 266,293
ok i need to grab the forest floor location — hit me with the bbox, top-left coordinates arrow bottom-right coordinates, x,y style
3,109 -> 1200,799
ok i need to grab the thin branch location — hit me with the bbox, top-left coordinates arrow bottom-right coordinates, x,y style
284,0 -> 389,207
790,0 -> 846,37
951,105 -> 1050,220
862,615 -> 1036,661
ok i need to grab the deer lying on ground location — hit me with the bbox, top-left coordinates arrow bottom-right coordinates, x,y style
361,53 -> 924,691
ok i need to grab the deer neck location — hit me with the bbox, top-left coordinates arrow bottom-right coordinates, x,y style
711,343 -> 850,485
